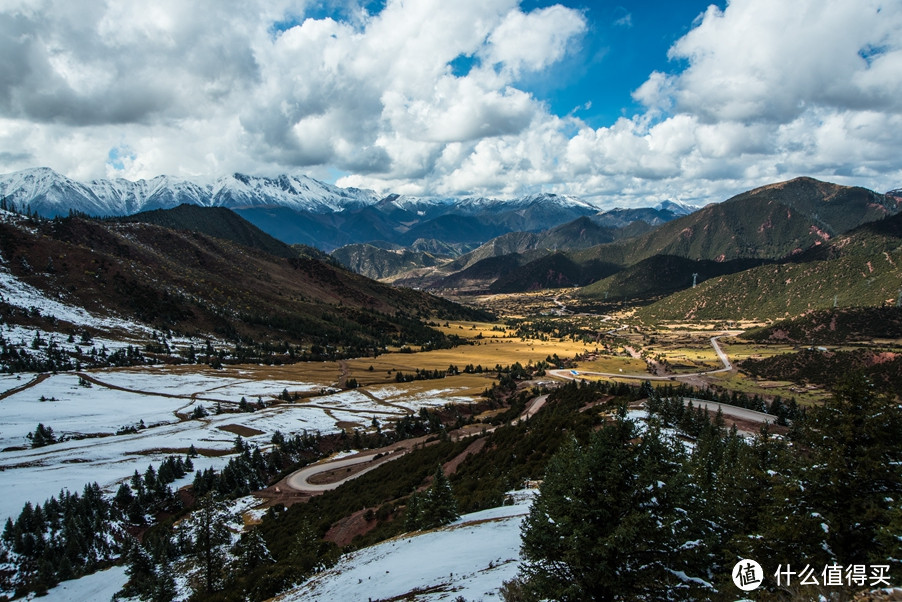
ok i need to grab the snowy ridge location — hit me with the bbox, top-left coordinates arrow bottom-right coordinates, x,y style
453,191 -> 606,213
210,173 -> 379,213
656,199 -> 700,216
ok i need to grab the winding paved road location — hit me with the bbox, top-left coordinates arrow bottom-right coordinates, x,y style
286,449 -> 407,493
284,393 -> 552,494
680,397 -> 774,425
279,327 -> 746,494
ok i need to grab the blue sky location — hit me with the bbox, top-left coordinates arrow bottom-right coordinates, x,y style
516,1 -> 725,128
0,0 -> 900,206
274,0 -> 722,127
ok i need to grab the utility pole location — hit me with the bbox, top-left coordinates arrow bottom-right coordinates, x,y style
692,273 -> 698,288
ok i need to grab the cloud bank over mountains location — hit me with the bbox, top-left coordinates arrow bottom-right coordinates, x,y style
0,0 -> 900,206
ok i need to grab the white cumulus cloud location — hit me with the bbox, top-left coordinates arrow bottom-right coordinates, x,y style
0,0 -> 900,206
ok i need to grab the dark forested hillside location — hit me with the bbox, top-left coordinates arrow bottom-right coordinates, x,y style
488,252 -> 620,293
579,255 -> 771,301
0,212 -> 488,356
116,204 -> 297,259
740,348 -> 902,393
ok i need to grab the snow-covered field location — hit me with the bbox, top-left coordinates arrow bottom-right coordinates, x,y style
0,367 -> 478,524
91,369 -> 319,400
370,385 -> 478,411
286,489 -> 536,601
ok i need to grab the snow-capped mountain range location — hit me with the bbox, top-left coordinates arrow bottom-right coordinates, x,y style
0,167 -> 382,216
0,167 -> 699,250
0,167 -> 693,218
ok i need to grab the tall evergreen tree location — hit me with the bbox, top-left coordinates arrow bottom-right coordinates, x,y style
121,540 -> 156,600
190,494 -> 231,595
404,490 -> 423,531
231,529 -> 274,573
422,466 -> 459,529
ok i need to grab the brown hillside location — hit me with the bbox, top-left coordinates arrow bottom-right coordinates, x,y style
0,213 -> 485,352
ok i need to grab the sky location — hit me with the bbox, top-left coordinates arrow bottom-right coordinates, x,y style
1,0 -> 901,207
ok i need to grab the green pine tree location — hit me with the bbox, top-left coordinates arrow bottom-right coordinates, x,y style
231,529 -> 274,573
120,540 -> 156,600
191,493 -> 232,594
151,559 -> 178,602
405,490 -> 423,531
422,465 -> 459,529
800,373 -> 902,567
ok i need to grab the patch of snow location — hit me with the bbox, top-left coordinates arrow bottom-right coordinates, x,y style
27,565 -> 128,602
285,491 -> 535,601
665,568 -> 713,589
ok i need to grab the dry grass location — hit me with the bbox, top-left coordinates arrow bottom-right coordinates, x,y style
445,289 -> 579,318
707,372 -> 829,405
109,290 -> 858,411
574,356 -> 649,373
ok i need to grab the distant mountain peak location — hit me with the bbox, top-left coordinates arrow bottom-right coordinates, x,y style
656,200 -> 699,216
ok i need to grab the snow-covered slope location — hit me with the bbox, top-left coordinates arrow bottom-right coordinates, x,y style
34,565 -> 129,602
0,223 -> 146,333
286,490 -> 536,601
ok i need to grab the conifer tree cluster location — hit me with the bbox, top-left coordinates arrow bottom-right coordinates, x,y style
118,493 -> 277,600
119,455 -> 193,524
26,423 -> 57,448
0,326 -> 151,373
192,440 -> 270,498
516,374 -> 902,600
0,483 -> 118,596
0,454 -> 192,596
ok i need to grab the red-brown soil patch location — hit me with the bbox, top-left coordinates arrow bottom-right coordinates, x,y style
442,437 -> 487,475
324,507 -> 386,547
216,424 -> 265,437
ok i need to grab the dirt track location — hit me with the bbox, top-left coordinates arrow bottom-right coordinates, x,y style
0,373 -> 51,401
